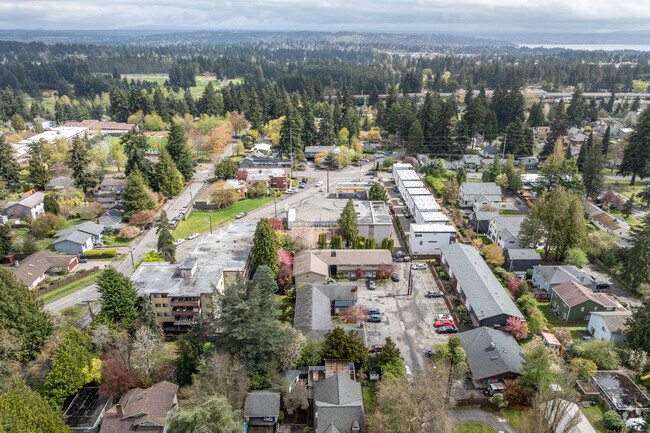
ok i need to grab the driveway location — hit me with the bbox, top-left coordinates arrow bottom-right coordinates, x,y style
451,407 -> 520,433
582,263 -> 641,308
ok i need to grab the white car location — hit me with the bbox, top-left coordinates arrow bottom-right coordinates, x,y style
435,314 -> 453,321
411,263 -> 427,270
285,189 -> 296,194
173,239 -> 185,246
187,233 -> 199,240
319,187 -> 327,192
315,181 -> 323,187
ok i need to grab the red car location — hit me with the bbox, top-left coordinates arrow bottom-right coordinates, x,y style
435,319 -> 455,328
368,345 -> 383,353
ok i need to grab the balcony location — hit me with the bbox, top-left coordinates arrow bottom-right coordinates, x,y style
170,298 -> 200,308
173,317 -> 195,326
171,307 -> 200,316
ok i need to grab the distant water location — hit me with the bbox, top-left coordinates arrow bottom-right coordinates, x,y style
518,43 -> 650,52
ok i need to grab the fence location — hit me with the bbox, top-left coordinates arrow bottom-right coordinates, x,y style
35,267 -> 99,297
192,201 -> 221,210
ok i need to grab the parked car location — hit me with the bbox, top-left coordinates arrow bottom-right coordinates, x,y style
367,279 -> 376,290
285,189 -> 296,194
236,212 -> 248,219
173,239 -> 185,246
366,308 -> 381,315
315,181 -> 323,187
411,263 -> 427,270
394,257 -> 405,262
366,314 -> 382,323
435,314 -> 453,321
435,318 -> 455,327
426,290 -> 444,298
299,183 -> 305,188
436,325 -> 459,334
319,187 -> 327,192
403,256 -> 411,262
144,222 -> 153,230
187,233 -> 199,240
368,344 -> 383,353
352,162 -> 361,167
391,272 -> 400,282
396,199 -> 404,206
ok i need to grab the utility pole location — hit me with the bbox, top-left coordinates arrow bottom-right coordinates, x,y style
208,214 -> 212,234
408,267 -> 413,295
289,129 -> 294,178
130,250 -> 135,269
327,166 -> 330,193
81,300 -> 96,321
273,188 -> 278,218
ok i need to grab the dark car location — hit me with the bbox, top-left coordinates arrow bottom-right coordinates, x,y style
425,290 -> 444,298
391,272 -> 400,282
366,314 -> 381,323
144,222 -> 153,230
366,308 -> 380,315
436,325 -> 459,334
367,279 -> 376,290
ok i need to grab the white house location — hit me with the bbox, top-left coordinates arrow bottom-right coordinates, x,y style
487,216 -> 526,250
412,195 -> 441,223
403,187 -> 430,212
409,224 -> 456,256
458,182 -> 503,208
588,311 -> 632,344
3,192 -> 46,220
392,162 -> 413,180
400,180 -> 425,189
395,169 -> 419,191
415,212 -> 450,225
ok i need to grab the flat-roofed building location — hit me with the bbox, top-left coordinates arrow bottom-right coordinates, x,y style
403,187 -> 431,211
400,180 -> 425,189
395,169 -> 419,191
409,224 -> 456,256
392,162 -> 413,180
335,181 -> 375,199
414,211 -> 450,225
412,195 -> 441,222
353,201 -> 392,242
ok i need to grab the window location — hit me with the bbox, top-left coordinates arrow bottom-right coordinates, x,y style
580,307 -> 584,312
156,312 -> 162,317
602,326 -> 606,332
415,234 -> 422,238
155,303 -> 161,308
154,294 -> 161,298
162,303 -> 168,307
420,241 -> 423,245
164,313 -> 171,317
428,241 -> 437,243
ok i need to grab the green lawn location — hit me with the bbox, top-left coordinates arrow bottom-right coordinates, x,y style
605,179 -> 648,199
479,235 -> 492,245
454,423 -> 497,433
120,74 -> 243,98
362,387 -> 377,414
59,218 -> 84,230
102,235 -> 133,247
37,272 -> 100,304
500,209 -> 522,215
173,197 -> 274,240
537,302 -> 557,323
500,408 -> 524,431
608,208 -> 641,226
581,402 -> 608,433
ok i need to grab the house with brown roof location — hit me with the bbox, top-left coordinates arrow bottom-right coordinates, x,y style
549,281 -> 620,322
99,381 -> 178,433
293,249 -> 392,285
8,250 -> 78,289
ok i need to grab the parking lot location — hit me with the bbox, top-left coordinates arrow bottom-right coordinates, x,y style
356,262 -> 453,373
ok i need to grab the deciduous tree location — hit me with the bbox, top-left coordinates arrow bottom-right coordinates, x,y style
210,180 -> 239,208
166,395 -> 241,433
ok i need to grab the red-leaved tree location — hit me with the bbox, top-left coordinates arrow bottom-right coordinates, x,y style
354,268 -> 364,279
377,263 -> 395,279
341,304 -> 367,324
503,316 -> 528,340
277,263 -> 293,289
269,218 -> 284,231
237,169 -> 248,180
129,210 -> 157,225
507,278 -> 521,298
98,355 -> 138,398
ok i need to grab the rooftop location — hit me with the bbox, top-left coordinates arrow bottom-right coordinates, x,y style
460,327 -> 527,380
591,371 -> 650,411
353,201 -> 392,225
591,311 -> 632,335
392,162 -> 414,171
417,212 -> 450,223
401,180 -> 425,188
412,195 -> 440,211
505,249 -> 541,260
5,191 -> 45,209
404,187 -> 431,196
553,281 -> 619,308
244,391 -> 281,418
55,221 -> 105,238
533,265 -> 591,286
294,282 -> 358,338
64,387 -> 111,429
460,182 -> 503,197
101,178 -> 127,187
410,223 -> 456,233
8,250 -> 76,287
396,169 -> 420,181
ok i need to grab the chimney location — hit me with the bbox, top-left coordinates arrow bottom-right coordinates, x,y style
115,404 -> 124,418
489,342 -> 496,350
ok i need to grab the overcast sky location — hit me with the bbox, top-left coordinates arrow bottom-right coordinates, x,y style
1,0 -> 650,34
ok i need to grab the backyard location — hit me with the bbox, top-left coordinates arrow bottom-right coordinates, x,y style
172,197 -> 274,240
581,402 -> 608,433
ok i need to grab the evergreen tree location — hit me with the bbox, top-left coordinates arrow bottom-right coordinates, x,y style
251,265 -> 279,294
408,119 -> 424,152
0,268 -> 53,360
566,88 -> 586,126
97,267 -> 139,329
505,119 -> 527,155
0,380 -> 70,433
482,156 -> 502,182
28,157 -> 50,189
123,167 -> 156,217
318,104 -> 336,145
368,182 -> 389,203
631,96 -> 641,113
199,82 -> 220,116
0,136 -> 20,188
542,100 -> 568,157
587,97 -> 599,122
153,88 -> 170,122
278,99 -> 303,156
482,109 -> 498,142
383,102 -> 401,135
0,225 -> 13,257
215,158 -> 239,179
153,148 -> 184,197
156,210 -> 176,263
108,87 -> 129,122
246,89 -> 264,131
251,219 -> 279,276
624,213 -> 650,288
583,139 -> 605,199
369,85 -> 380,107
300,102 -> 318,147
139,296 -> 162,337
121,129 -> 152,181
457,166 -> 467,183
577,132 -> 593,171
528,101 -> 546,127
625,293 -> 650,353
166,122 -> 195,181
338,199 -> 359,243
602,125 -> 611,156
69,137 -> 97,193
620,107 -> 650,185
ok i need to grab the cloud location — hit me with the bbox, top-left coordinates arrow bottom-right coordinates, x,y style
1,0 -> 649,33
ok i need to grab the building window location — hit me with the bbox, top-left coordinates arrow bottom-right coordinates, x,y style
162,303 -> 168,307
602,326 -> 606,332
155,303 -> 161,308
415,234 -> 422,238
156,312 -> 163,317
580,307 -> 584,312
419,241 -> 423,245
164,313 -> 171,317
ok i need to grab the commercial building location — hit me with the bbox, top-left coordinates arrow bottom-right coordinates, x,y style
245,168 -> 290,189
334,181 -> 374,199
293,249 -> 392,285
353,201 -> 392,242
409,224 -> 456,256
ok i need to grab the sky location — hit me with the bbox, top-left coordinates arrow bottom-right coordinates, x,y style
1,0 -> 650,34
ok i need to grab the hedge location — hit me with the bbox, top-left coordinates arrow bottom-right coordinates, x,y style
104,249 -> 117,257
84,250 -> 104,256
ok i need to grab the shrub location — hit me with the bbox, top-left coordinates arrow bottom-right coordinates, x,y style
438,271 -> 447,280
489,393 -> 509,409
602,410 -> 624,430
503,316 -> 528,340
129,210 -> 157,225
103,249 -> 117,257
84,250 -> 103,257
118,226 -> 141,239
31,213 -> 64,238
77,203 -> 104,220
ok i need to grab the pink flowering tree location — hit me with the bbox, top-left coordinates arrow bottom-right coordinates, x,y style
278,249 -> 294,268
503,317 -> 528,340
507,278 -> 521,299
237,169 -> 248,180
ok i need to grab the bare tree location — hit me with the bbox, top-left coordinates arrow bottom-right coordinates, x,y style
290,226 -> 316,251
190,351 -> 250,410
283,382 -> 309,415
279,325 -> 306,371
130,326 -> 162,381
519,372 -> 581,433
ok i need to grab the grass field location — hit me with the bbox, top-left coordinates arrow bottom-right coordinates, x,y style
102,235 -> 133,247
605,179 -> 648,199
362,387 -> 377,414
537,302 -> 556,322
37,272 -> 100,305
121,74 -> 243,97
500,209 -> 522,215
58,305 -> 85,333
454,423 -> 497,433
173,197 -> 274,240
608,207 -> 641,226
581,402 -> 608,433
500,408 -> 524,431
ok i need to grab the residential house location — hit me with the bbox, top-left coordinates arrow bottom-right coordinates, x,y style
583,201 -> 630,237
226,179 -> 247,198
99,205 -> 125,230
293,249 -> 392,285
131,223 -> 254,335
8,250 -> 78,289
440,243 -> 525,327
403,187 -> 431,212
294,282 -> 358,338
460,327 -> 527,388
304,145 -> 338,160
63,387 -> 112,433
416,154 -> 431,166
588,311 -> 632,344
504,249 -> 541,273
311,371 -> 366,433
334,181 -> 374,199
394,169 -> 420,192
570,133 -> 587,145
100,177 -> 127,194
245,168 -> 289,189
98,381 -> 178,433
3,192 -> 45,219
480,144 -> 497,158
549,281 -> 619,322
409,224 -> 457,256
53,231 -> 94,255
274,370 -> 301,393
532,265 -> 596,294
460,154 -> 483,171
56,221 -> 105,245
518,157 -> 539,170
541,332 -> 562,351
487,215 -> 526,250
244,391 -> 281,431
400,180 -> 425,189
415,211 -> 450,225
538,399 -> 597,433
239,156 -> 292,168
412,195 -> 441,222
391,162 -> 414,180
590,371 -> 650,419
468,211 -> 500,234
45,176 -> 74,191
354,201 -> 392,242
458,182 -> 503,208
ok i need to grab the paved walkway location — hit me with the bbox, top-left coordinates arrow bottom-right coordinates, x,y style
451,407 -> 520,433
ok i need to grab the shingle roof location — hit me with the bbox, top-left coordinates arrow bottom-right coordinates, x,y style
294,250 -> 392,276
45,176 -> 74,188
313,374 -> 366,433
54,230 -> 93,246
8,250 -> 53,287
553,281 -> 619,308
5,192 -> 45,209
471,211 -> 500,221
506,249 -> 541,261
294,283 -> 358,338
590,311 -> 632,335
440,243 -> 524,322
460,327 -> 527,380
55,221 -> 105,239
490,216 -> 526,237
244,391 -> 281,418
293,251 -> 329,277
533,265 -> 590,286
460,182 -> 502,197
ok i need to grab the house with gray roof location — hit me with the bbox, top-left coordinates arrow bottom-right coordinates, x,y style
441,243 -> 524,327
312,373 -> 366,433
293,249 -> 392,285
45,176 -> 74,191
55,221 -> 105,244
532,265 -> 596,294
458,182 -> 502,208
504,249 -> 541,273
244,391 -> 281,429
468,210 -> 500,234
3,192 -> 45,219
54,230 -> 95,255
460,154 -> 483,171
99,206 -> 125,230
304,145 -> 338,160
460,327 -> 527,388
488,215 -> 526,250
294,282 -> 358,339
588,311 -> 632,344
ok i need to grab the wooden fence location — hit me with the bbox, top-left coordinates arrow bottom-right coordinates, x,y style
36,267 -> 99,297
